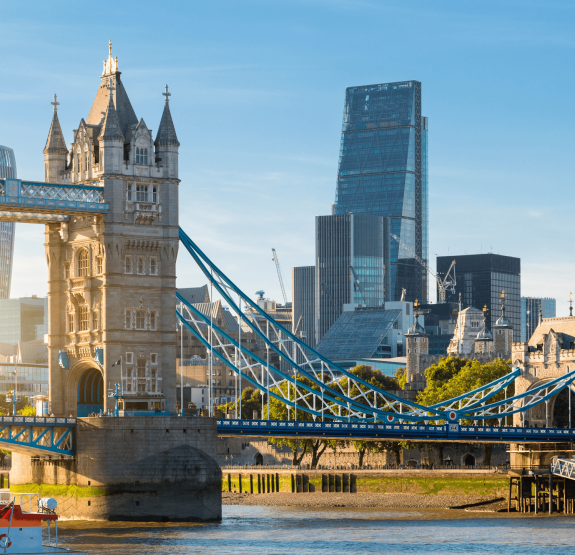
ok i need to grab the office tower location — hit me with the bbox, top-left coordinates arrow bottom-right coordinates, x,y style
333,81 -> 428,303
0,146 -> 16,299
437,254 -> 521,342
0,296 -> 47,345
292,266 -> 315,348
521,297 -> 556,342
315,214 -> 390,343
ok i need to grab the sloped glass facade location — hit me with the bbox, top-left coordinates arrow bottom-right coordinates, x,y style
333,81 -> 428,303
0,146 -> 16,299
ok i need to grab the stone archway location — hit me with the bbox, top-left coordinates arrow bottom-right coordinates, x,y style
462,453 -> 475,467
65,360 -> 103,416
254,453 -> 263,466
77,367 -> 104,417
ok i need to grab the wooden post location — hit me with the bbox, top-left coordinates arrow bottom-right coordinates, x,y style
258,473 -> 261,494
228,473 -> 231,492
291,474 -> 295,493
535,478 -> 539,515
276,473 -> 279,492
250,474 -> 253,494
508,478 -> 512,512
271,474 -> 275,493
549,474 -> 553,515
239,473 -> 242,494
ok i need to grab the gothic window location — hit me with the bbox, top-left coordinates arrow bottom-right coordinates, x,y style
137,359 -> 146,378
150,310 -> 157,330
77,249 -> 89,277
152,186 -> 157,203
151,353 -> 157,364
127,184 -> 132,201
135,148 -> 148,165
125,309 -> 132,330
126,382 -> 132,392
85,152 -> 89,170
126,368 -> 132,378
138,383 -> 146,392
137,257 -> 144,275
150,257 -> 157,275
136,184 -> 148,202
125,256 -> 132,274
92,311 -> 99,330
79,306 -> 89,331
67,312 -> 74,334
136,310 -> 146,330
64,263 -> 70,280
96,256 -> 103,275
126,352 -> 134,364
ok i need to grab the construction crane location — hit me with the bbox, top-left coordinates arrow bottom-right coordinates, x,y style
390,233 -> 456,303
271,248 -> 288,305
349,265 -> 368,306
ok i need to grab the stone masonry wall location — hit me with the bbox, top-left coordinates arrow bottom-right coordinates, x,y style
11,417 -> 221,521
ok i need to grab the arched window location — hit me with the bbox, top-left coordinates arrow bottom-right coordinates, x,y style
125,256 -> 132,274
78,249 -> 89,277
137,258 -> 144,274
150,258 -> 156,275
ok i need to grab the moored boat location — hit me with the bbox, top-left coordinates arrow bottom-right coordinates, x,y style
0,493 -> 86,554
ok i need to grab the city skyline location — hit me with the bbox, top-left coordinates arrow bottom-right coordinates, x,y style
3,1 -> 575,316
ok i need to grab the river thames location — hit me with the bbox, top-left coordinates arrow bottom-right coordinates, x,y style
53,506 -> 575,555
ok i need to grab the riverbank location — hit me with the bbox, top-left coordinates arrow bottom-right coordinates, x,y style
222,491 -> 508,511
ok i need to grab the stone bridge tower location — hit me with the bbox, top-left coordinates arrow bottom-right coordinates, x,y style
44,42 -> 179,416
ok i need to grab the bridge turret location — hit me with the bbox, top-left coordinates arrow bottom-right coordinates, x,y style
154,85 -> 179,179
98,79 -> 125,174
43,94 -> 68,183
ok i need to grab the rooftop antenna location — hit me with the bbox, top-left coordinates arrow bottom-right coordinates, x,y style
570,292 -> 573,317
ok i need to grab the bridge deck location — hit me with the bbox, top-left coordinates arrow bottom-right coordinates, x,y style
218,419 -> 575,444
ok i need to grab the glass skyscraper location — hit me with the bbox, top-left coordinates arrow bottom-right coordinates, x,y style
333,81 -> 428,303
0,146 -> 16,299
437,254 -> 521,342
521,297 -> 556,342
315,214 -> 390,343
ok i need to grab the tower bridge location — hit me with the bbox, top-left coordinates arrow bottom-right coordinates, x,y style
2,42 -> 574,520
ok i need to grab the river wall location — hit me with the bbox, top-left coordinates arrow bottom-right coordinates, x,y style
10,417 -> 221,521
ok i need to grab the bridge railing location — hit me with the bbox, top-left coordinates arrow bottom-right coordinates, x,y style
0,416 -> 76,426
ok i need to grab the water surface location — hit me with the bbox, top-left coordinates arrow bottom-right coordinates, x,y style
53,506 -> 575,555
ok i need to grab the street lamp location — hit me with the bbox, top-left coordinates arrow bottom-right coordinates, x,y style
6,370 -> 21,416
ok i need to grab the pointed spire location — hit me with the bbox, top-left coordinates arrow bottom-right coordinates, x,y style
44,94 -> 68,153
98,79 -> 124,141
155,85 -> 180,146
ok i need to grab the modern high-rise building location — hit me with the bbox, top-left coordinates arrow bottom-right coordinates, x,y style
333,81 -> 428,303
292,266 -> 315,348
0,296 -> 47,345
437,254 -> 521,342
315,214 -> 390,343
0,146 -> 16,299
521,297 -> 556,342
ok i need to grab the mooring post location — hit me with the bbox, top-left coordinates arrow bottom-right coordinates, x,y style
549,474 -> 553,515
250,474 -> 253,494
535,478 -> 539,515
228,473 -> 231,492
276,473 -> 279,492
239,473 -> 242,494
291,474 -> 295,493
258,473 -> 261,494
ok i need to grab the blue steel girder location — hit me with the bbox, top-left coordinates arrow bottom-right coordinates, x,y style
218,419 -> 575,444
0,417 -> 75,457
178,226 -> 575,426
551,457 -> 575,480
178,229 -> 449,420
0,179 -> 108,223
177,298 -> 446,422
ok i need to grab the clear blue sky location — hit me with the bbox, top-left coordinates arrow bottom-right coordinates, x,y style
3,0 -> 574,315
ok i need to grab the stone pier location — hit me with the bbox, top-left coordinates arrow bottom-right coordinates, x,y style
10,417 -> 221,521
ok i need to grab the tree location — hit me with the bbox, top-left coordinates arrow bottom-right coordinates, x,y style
395,367 -> 407,390
219,387 -> 262,419
417,356 -> 513,466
